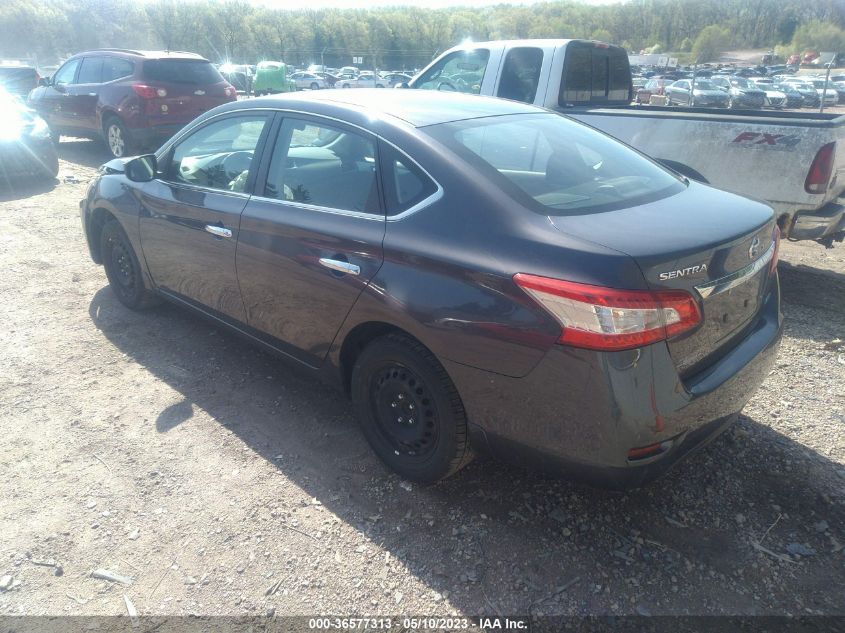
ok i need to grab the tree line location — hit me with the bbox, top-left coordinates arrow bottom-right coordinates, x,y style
1,0 -> 843,70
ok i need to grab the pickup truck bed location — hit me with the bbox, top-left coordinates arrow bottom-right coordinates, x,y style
568,105 -> 845,242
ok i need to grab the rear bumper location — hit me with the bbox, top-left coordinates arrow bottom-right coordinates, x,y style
790,200 -> 845,240
127,123 -> 186,149
446,279 -> 783,489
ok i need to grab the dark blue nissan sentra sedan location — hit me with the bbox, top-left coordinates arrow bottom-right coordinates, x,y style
80,89 -> 783,487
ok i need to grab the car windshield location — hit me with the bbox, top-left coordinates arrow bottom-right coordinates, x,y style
731,77 -> 752,88
424,113 -> 684,215
144,60 -> 222,84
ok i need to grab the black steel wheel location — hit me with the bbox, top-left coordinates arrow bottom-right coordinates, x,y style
100,219 -> 159,310
351,334 -> 473,483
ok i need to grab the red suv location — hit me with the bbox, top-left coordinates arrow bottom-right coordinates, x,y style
27,49 -> 237,158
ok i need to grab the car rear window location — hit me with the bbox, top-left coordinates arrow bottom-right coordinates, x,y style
143,60 -> 222,85
560,41 -> 632,105
424,113 -> 684,215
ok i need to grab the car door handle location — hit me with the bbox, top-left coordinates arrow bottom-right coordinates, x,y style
88,92 -> 97,97
319,258 -> 360,276
204,225 -> 232,238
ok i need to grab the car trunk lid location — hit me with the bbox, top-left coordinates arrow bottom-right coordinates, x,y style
549,182 -> 776,376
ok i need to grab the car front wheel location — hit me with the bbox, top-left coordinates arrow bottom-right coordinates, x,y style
100,219 -> 159,310
351,334 -> 473,484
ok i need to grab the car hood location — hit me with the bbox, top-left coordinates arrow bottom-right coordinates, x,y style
693,89 -> 727,97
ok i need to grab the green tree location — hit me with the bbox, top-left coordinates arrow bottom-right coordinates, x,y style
790,20 -> 845,52
692,25 -> 731,62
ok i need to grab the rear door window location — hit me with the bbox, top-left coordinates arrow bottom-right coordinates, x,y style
143,60 -> 223,85
379,143 -> 438,215
264,118 -> 380,214
497,47 -> 544,103
102,57 -> 134,82
77,57 -> 103,84
414,49 -> 490,94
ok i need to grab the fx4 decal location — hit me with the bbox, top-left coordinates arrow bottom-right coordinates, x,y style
731,131 -> 801,151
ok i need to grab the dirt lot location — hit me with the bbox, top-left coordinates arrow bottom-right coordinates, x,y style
0,140 -> 843,621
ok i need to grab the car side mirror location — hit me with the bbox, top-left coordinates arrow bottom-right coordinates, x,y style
395,82 -> 409,89
39,77 -> 51,87
125,154 -> 157,182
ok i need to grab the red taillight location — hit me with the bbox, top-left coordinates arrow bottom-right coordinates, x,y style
805,142 -> 835,194
513,274 -> 701,351
132,84 -> 166,99
769,225 -> 780,275
224,84 -> 237,98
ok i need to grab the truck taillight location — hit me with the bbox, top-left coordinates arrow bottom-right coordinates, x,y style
805,142 -> 835,194
513,274 -> 701,351
132,84 -> 167,99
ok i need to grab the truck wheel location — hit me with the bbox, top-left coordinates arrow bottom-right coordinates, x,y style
103,116 -> 134,159
351,334 -> 473,484
100,219 -> 159,310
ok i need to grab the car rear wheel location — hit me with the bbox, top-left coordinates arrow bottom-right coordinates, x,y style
103,116 -> 134,159
100,219 -> 159,310
310,82 -> 319,90
351,334 -> 473,484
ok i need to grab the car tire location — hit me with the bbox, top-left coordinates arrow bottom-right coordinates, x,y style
100,219 -> 159,310
351,334 -> 473,484
103,116 -> 134,159
310,82 -> 319,90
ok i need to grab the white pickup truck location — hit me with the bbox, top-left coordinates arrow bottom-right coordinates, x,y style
404,39 -> 845,246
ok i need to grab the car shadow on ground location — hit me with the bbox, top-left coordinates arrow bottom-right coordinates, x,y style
778,261 -> 845,313
87,287 -> 845,616
0,176 -> 57,202
57,138 -> 113,170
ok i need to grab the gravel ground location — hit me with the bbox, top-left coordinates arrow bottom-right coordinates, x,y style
0,140 -> 843,620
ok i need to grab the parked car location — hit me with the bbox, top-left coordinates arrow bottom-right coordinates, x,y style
0,63 -> 40,98
779,78 -> 822,107
289,71 -> 326,90
406,39 -> 845,246
253,61 -> 296,95
748,78 -> 787,108
636,76 -> 671,103
709,76 -> 766,109
767,81 -> 805,108
806,78 -> 839,106
0,86 -> 58,181
665,79 -> 728,108
337,72 -> 388,89
27,49 -> 237,158
219,63 -> 252,94
315,71 -> 340,87
383,72 -> 413,87
338,66 -> 359,77
81,89 -> 783,487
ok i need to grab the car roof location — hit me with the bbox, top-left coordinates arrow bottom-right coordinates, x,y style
71,49 -> 209,61
241,88 -> 540,128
